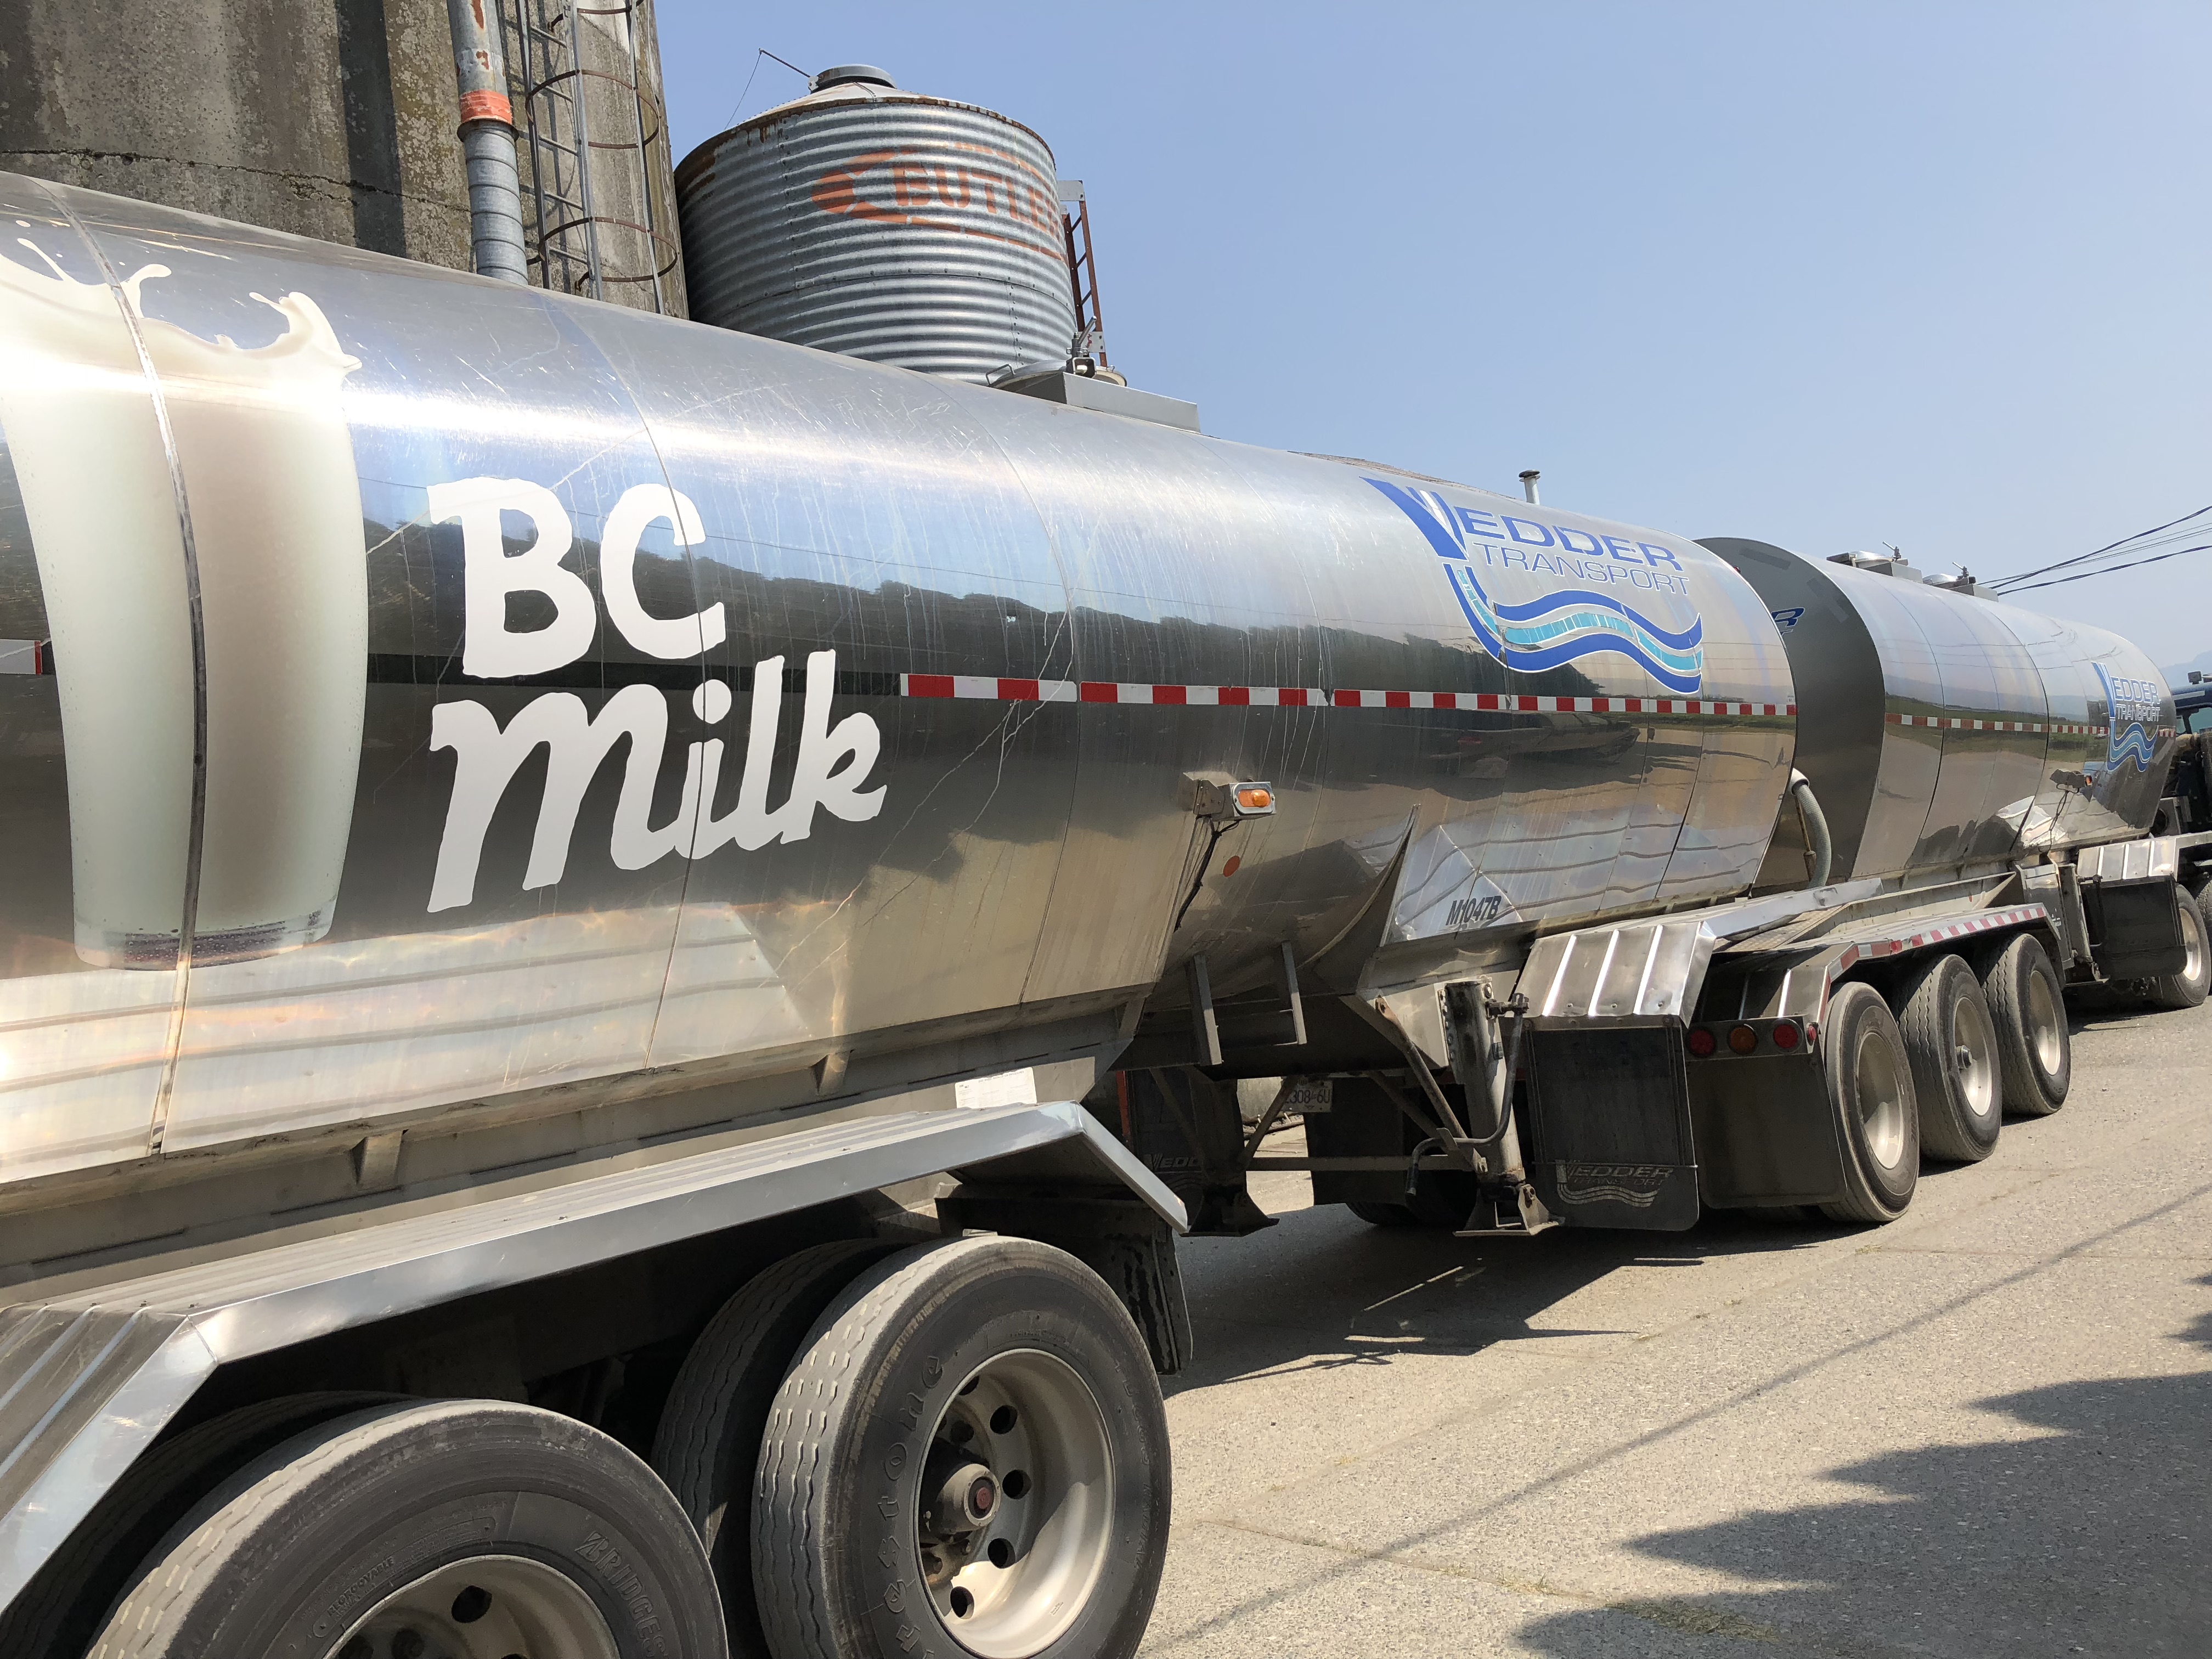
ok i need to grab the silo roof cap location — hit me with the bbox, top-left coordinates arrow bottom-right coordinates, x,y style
809,64 -> 896,92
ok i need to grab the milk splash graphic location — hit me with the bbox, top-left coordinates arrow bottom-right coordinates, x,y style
0,235 -> 365,967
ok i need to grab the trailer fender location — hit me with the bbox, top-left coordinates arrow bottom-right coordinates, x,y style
0,1099 -> 1182,1620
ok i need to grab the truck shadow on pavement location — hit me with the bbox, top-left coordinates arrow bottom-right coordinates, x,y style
1513,1276 -> 2212,1658
2065,991 -> 2187,1034
1169,1202 -> 1838,1393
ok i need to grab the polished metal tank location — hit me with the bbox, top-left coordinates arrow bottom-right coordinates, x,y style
1705,539 -> 2175,881
0,174 -> 1793,1188
673,66 -> 1076,379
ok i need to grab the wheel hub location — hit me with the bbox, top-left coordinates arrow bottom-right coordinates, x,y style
1854,1024 -> 1908,1169
2026,969 -> 2063,1074
327,1555 -> 618,1659
918,1349 -> 1114,1658
1952,989 -> 1996,1118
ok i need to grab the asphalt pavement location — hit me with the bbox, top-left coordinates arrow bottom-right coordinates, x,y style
1142,991 -> 2212,1658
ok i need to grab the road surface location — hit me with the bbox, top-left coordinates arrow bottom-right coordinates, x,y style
1143,992 -> 2211,1657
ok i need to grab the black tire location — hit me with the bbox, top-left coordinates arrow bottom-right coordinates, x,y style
1818,981 -> 1920,1224
754,1235 -> 1170,1659
1897,953 -> 2003,1163
2147,888 -> 2210,1010
652,1238 -> 899,1658
0,1393 -> 398,1659
1344,1167 -> 1481,1229
87,1399 -> 726,1659
1345,1200 -> 1424,1227
1981,933 -> 2070,1115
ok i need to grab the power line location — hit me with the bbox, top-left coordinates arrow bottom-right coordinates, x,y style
723,48 -> 811,131
1989,501 -> 2212,590
1998,541 -> 2212,594
1990,524 -> 2210,591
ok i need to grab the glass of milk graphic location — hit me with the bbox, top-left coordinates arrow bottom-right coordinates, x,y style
0,234 -> 365,967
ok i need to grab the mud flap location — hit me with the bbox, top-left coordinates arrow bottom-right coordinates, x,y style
1520,1023 -> 1700,1231
2085,874 -> 2186,980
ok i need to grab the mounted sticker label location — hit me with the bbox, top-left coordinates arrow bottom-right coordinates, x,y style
1365,478 -> 1706,695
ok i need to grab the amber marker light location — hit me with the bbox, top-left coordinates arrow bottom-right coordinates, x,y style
1728,1024 -> 1759,1055
1234,785 -> 1274,813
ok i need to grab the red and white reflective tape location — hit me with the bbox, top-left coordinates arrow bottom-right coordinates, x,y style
1828,904 -> 2050,980
900,676 -> 1326,706
898,675 -> 1798,717
1886,712 -> 2105,736
1324,690 -> 1795,716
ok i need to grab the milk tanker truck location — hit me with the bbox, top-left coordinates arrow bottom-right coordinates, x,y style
0,175 -> 2193,1659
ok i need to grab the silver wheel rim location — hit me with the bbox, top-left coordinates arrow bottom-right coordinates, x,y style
2182,902 -> 2207,989
1951,985 -> 1997,1122
2026,968 -> 2063,1074
919,1348 -> 1115,1658
1854,1023 -> 1909,1170
328,1555 -> 617,1659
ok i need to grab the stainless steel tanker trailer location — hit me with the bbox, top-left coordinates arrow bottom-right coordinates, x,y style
0,173 -> 2190,1659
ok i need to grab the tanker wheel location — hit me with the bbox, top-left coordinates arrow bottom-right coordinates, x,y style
1980,933 -> 2070,1115
0,1392 -> 401,1659
1897,953 -> 2002,1163
86,1400 -> 726,1659
1818,982 -> 1920,1224
652,1238 -> 899,1657
1345,1200 -> 1424,1227
753,1235 -> 1169,1659
2147,888 -> 2210,1011
1345,1167 -> 1483,1228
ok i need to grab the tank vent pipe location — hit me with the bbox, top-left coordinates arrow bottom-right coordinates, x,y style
1519,469 -> 1542,505
445,0 -> 528,284
1790,769 -> 1833,888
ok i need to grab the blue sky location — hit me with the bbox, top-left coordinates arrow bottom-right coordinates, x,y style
653,3 -> 2210,677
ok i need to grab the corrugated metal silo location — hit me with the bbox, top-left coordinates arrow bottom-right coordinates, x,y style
674,66 -> 1078,380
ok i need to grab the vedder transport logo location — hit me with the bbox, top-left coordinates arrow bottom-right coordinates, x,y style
1366,478 -> 1707,695
2092,662 -> 2160,773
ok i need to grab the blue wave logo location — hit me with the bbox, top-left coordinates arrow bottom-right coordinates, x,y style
2093,662 -> 2158,772
1367,478 -> 1706,695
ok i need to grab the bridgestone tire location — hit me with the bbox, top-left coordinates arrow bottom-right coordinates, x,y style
0,1393 -> 397,1659
87,1400 -> 726,1659
1818,982 -> 1920,1225
2147,889 -> 2210,1010
653,1238 -> 899,1658
1980,933 -> 2071,1115
1898,953 -> 2004,1164
754,1235 -> 1170,1659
